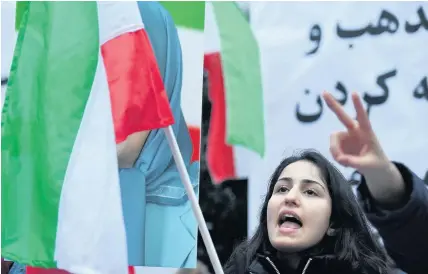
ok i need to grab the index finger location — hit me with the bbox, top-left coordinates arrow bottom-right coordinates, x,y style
322,91 -> 356,130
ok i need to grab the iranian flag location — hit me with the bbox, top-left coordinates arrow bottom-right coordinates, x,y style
204,2 -> 265,184
1,2 -> 173,274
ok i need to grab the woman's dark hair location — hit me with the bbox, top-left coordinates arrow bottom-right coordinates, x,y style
224,150 -> 392,273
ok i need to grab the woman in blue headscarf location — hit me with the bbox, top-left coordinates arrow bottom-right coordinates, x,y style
118,1 -> 199,268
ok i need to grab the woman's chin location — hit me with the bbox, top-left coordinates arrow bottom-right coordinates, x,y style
271,240 -> 307,253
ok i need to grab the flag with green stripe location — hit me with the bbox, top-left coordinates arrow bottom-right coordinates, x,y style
2,2 -> 173,273
204,1 -> 265,183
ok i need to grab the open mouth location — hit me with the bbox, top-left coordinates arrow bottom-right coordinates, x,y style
278,213 -> 303,229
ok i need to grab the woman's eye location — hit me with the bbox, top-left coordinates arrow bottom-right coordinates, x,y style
304,189 -> 318,196
277,186 -> 289,193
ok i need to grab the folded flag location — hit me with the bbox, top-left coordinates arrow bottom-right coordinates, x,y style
2,1 -> 173,273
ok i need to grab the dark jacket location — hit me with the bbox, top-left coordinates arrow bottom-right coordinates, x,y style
225,252 -> 391,274
358,163 -> 428,274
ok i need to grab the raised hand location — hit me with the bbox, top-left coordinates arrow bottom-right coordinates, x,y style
322,91 -> 390,174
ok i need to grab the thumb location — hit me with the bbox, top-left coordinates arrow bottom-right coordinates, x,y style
336,155 -> 366,170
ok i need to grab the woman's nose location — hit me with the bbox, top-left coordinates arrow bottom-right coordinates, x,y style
283,188 -> 300,206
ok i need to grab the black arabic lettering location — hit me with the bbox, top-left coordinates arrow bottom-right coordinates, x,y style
337,9 -> 399,39
1,77 -> 8,86
405,7 -> 428,33
368,10 -> 400,35
413,76 -> 428,101
306,24 -> 322,55
363,69 -> 397,116
337,22 -> 368,39
334,82 -> 348,105
296,90 -> 324,123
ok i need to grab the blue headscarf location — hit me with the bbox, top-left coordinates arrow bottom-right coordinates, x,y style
118,1 -> 199,266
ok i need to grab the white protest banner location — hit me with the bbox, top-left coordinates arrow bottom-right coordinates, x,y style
246,2 -> 428,234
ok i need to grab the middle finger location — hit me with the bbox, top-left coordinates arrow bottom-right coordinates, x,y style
322,91 -> 357,131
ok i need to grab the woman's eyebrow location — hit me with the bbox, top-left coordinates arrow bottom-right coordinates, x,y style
278,177 -> 326,191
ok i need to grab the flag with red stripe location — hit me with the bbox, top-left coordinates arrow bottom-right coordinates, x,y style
102,28 -> 174,143
204,2 -> 265,184
2,2 -> 172,273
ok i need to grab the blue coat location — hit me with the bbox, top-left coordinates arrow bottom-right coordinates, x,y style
119,1 -> 199,268
358,163 -> 428,274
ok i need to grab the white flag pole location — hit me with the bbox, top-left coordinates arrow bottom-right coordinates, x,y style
163,126 -> 224,274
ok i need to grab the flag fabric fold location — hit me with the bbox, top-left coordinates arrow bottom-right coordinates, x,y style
101,10 -> 174,143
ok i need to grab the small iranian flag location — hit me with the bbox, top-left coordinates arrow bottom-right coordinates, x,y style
204,2 -> 265,183
1,2 -> 173,274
